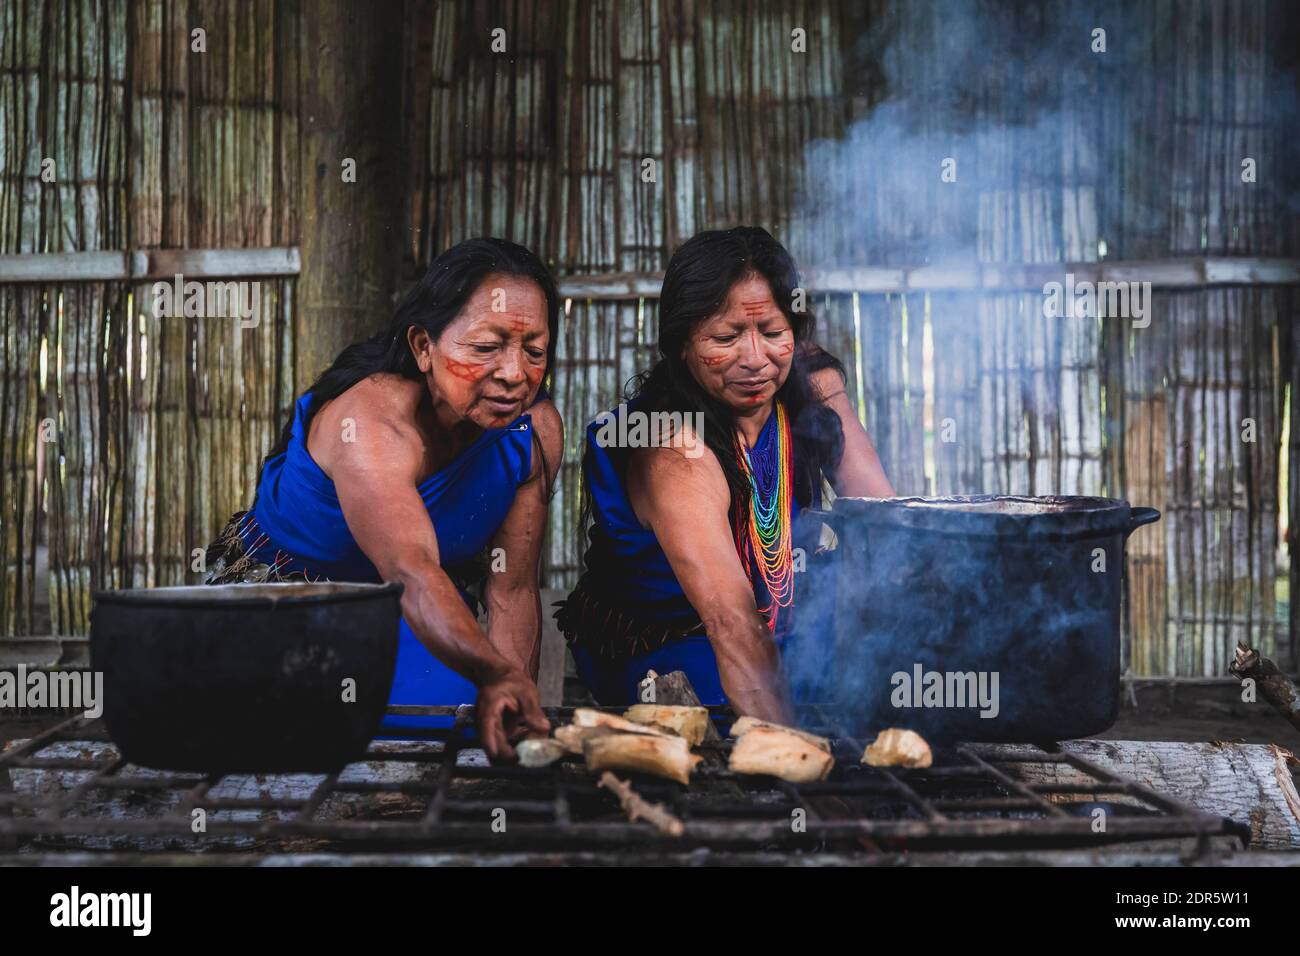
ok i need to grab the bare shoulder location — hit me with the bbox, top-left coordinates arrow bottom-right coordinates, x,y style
309,374 -> 424,474
809,365 -> 849,404
525,397 -> 564,484
316,374 -> 420,425
626,429 -> 729,522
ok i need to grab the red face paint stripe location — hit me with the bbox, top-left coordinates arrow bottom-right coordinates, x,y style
443,357 -> 490,382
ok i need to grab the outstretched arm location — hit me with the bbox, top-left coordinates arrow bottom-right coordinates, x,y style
627,440 -> 795,723
483,399 -> 564,679
328,401 -> 549,759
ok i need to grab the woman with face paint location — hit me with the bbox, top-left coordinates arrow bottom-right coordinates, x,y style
557,227 -> 893,722
204,238 -> 561,760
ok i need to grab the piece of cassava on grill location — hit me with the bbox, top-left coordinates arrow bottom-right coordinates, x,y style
571,707 -> 676,737
728,725 -> 835,783
516,737 -> 567,768
583,732 -> 702,786
728,716 -> 831,752
622,704 -> 710,746
861,728 -> 933,769
552,723 -> 618,755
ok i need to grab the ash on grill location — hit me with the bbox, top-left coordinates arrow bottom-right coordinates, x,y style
0,703 -> 1243,865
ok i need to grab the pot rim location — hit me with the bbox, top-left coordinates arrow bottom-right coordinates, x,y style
91,581 -> 404,609
828,494 -> 1154,539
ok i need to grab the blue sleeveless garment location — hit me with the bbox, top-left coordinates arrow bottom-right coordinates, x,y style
241,390 -> 535,732
571,400 -> 802,706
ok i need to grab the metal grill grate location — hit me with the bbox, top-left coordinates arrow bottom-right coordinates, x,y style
0,704 -> 1243,858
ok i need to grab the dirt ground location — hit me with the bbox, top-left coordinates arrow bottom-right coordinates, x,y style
1097,680 -> 1300,751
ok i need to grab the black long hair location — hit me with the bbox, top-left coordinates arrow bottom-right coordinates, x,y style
261,236 -> 560,474
594,226 -> 846,527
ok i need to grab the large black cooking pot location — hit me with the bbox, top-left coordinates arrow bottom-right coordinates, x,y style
809,496 -> 1158,743
90,582 -> 402,773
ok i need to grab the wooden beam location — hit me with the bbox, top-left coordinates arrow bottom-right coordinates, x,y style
555,257 -> 1300,300
0,248 -> 301,282
557,271 -> 662,299
5,252 -> 1297,296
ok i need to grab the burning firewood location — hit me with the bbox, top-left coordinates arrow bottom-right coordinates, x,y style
861,728 -> 933,769
516,737 -> 567,768
729,716 -> 831,753
553,723 -> 617,755
623,704 -> 709,746
597,772 -> 686,837
728,726 -> 835,783
583,732 -> 702,786
572,707 -> 676,738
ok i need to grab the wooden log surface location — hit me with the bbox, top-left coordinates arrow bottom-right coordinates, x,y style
993,739 -> 1300,850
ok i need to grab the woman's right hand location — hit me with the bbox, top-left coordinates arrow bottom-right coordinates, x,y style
475,665 -> 551,760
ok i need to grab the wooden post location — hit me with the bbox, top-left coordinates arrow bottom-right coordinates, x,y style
297,0 -> 404,394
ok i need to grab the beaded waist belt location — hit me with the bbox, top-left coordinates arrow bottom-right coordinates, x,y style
202,509 -> 489,615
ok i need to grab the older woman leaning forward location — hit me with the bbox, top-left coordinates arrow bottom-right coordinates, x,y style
205,238 -> 562,759
558,226 -> 894,722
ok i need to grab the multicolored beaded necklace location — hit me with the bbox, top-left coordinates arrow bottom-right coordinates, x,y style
732,400 -> 794,631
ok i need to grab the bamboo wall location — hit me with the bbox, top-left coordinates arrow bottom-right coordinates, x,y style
0,0 -> 299,634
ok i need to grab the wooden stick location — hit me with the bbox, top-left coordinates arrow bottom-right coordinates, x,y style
1229,642 -> 1300,736
596,772 -> 685,837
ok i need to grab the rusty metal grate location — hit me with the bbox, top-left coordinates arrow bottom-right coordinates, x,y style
0,704 -> 1243,858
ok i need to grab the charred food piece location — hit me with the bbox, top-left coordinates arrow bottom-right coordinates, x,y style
729,716 -> 831,753
516,737 -> 567,768
553,723 -> 618,755
861,728 -> 933,769
583,732 -> 701,786
623,704 -> 710,746
728,726 -> 835,783
572,707 -> 676,737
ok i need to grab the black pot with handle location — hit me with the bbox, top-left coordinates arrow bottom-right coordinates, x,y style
807,495 -> 1159,744
90,582 -> 402,773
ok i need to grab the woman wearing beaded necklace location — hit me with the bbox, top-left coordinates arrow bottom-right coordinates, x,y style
557,227 -> 894,722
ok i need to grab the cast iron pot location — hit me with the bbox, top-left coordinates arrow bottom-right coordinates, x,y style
90,582 -> 402,773
813,496 -> 1158,744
